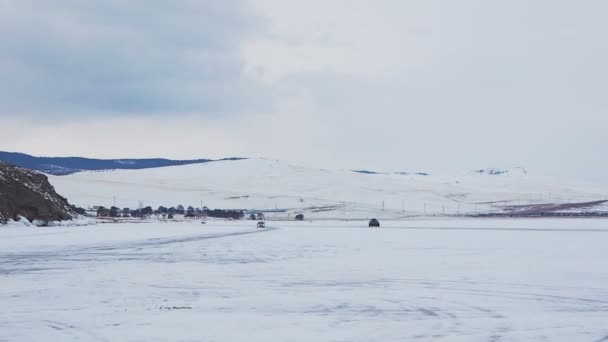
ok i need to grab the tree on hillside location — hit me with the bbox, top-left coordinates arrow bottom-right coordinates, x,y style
109,206 -> 120,218
142,206 -> 153,217
203,208 -> 244,220
97,207 -> 110,217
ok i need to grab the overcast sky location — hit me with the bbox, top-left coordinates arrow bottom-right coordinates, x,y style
1,0 -> 606,183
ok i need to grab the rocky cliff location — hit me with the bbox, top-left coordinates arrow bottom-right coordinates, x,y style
0,162 -> 77,224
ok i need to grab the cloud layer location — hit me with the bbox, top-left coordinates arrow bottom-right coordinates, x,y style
0,1 -> 268,118
1,0 -> 607,184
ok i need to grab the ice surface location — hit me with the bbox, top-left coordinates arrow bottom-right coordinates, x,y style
2,219 -> 608,341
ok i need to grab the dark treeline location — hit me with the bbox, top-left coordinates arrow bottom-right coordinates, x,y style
96,205 -> 244,220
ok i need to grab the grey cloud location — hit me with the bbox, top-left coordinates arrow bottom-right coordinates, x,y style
0,1 -> 269,118
2,0 -> 607,184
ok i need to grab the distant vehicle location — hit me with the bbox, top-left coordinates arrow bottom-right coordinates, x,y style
369,218 -> 380,228
295,214 -> 304,221
257,221 -> 266,228
201,221 -> 206,224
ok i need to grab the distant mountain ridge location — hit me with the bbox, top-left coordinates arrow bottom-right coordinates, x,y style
0,151 -> 246,175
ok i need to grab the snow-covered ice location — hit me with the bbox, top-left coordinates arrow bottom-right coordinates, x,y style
2,218 -> 608,341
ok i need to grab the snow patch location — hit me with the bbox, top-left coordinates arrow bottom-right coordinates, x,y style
2,215 -> 97,227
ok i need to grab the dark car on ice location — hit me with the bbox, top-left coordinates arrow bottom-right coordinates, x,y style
369,218 -> 380,228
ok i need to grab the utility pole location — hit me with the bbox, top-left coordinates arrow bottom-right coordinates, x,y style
113,195 -> 116,207
402,199 -> 405,213
382,200 -> 385,211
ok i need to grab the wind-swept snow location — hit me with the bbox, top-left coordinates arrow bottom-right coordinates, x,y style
47,158 -> 608,218
1,219 -> 608,341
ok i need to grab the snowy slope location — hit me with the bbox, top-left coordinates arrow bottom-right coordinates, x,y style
47,158 -> 608,219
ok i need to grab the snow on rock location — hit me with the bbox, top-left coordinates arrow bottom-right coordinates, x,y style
1,215 -> 96,229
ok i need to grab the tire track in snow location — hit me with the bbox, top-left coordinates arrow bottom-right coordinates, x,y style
44,320 -> 109,342
0,227 -> 279,275
305,224 -> 608,233
92,226 -> 278,250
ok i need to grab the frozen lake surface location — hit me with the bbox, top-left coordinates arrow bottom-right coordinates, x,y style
2,219 -> 608,341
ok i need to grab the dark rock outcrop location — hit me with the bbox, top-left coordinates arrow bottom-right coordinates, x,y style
0,162 -> 77,224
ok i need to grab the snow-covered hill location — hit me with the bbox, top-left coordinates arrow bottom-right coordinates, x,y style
47,158 -> 608,219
